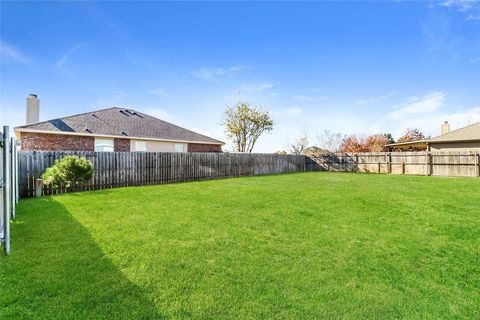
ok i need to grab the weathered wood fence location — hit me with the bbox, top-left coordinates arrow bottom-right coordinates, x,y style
19,151 -> 307,197
17,150 -> 480,198
306,152 -> 480,177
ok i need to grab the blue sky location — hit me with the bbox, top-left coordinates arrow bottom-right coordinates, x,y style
1,1 -> 479,152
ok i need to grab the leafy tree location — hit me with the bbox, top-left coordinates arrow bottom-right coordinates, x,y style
316,130 -> 345,152
383,133 -> 395,144
339,135 -> 368,153
222,102 -> 274,153
275,150 -> 287,155
397,128 -> 429,143
364,134 -> 390,152
43,155 -> 93,189
340,134 -> 392,152
290,132 -> 309,155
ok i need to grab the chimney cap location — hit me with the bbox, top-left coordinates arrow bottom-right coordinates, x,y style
28,93 -> 38,98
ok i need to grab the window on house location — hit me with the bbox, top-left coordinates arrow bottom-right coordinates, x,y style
134,140 -> 147,152
175,143 -> 185,152
95,138 -> 114,152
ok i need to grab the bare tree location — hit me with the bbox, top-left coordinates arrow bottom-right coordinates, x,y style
316,130 -> 345,152
290,132 -> 309,155
222,102 -> 274,153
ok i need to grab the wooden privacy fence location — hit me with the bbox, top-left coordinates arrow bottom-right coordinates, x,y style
306,151 -> 480,177
19,151 -> 307,197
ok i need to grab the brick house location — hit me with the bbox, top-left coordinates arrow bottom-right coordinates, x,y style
15,94 -> 224,152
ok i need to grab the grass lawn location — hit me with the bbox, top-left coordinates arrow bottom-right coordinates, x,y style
1,172 -> 479,319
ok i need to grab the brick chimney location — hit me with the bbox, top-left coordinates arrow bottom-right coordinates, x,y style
441,121 -> 450,135
26,94 -> 40,124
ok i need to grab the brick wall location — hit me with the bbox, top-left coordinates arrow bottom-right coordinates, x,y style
20,132 -> 222,153
114,138 -> 130,152
20,132 -> 94,151
187,143 -> 222,152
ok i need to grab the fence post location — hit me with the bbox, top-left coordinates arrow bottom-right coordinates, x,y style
476,152 -> 480,178
2,126 -> 11,255
387,152 -> 391,174
426,152 -> 431,176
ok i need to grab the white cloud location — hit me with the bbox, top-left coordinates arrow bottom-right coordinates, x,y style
440,0 -> 480,11
238,81 -> 274,93
191,65 -> 248,80
356,91 -> 397,105
56,43 -> 86,69
466,13 -> 480,20
387,91 -> 445,120
148,87 -> 169,97
0,40 -> 28,64
293,94 -> 328,102
381,91 -> 480,138
55,43 -> 88,80
273,107 -> 304,119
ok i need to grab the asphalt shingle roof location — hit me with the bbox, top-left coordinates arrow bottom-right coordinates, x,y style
15,107 -> 224,145
429,122 -> 480,142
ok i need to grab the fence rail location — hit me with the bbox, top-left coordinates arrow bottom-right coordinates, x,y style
19,151 -> 307,197
306,151 -> 480,177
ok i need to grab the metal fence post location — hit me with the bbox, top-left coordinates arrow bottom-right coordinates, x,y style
2,126 -> 11,255
15,140 -> 19,203
10,137 -> 16,219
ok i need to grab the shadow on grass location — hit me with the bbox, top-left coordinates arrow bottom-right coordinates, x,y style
0,197 -> 163,319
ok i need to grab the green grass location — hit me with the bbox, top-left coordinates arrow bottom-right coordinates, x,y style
1,172 -> 479,319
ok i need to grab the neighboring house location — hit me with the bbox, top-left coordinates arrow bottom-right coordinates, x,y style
386,121 -> 480,152
15,94 -> 224,152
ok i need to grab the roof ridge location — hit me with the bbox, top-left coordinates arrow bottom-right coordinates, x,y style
15,107 -> 122,129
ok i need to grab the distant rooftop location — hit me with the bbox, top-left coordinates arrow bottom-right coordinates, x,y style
429,122 -> 480,142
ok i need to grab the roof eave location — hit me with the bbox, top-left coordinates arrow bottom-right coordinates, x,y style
428,138 -> 480,144
385,140 -> 429,147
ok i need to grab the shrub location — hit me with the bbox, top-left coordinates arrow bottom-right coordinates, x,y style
43,155 -> 93,188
